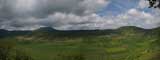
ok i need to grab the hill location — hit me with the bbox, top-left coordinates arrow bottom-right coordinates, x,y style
0,26 -> 156,39
0,26 -> 160,60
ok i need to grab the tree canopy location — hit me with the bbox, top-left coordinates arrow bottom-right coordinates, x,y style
148,0 -> 160,8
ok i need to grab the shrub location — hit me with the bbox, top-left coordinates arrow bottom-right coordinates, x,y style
0,40 -> 33,60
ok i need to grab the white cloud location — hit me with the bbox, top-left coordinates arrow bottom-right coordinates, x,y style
0,0 -> 160,30
80,0 -> 109,14
138,0 -> 149,9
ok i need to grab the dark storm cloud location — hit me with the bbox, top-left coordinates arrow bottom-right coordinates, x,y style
0,0 -> 91,18
0,0 -> 108,21
2,0 -> 109,18
0,0 -> 109,30
17,0 -> 85,18
0,0 -> 15,20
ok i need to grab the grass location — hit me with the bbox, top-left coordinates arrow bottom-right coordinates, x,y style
106,47 -> 127,54
14,33 -> 160,60
1,27 -> 160,60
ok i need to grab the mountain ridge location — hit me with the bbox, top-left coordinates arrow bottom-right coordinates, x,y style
0,26 -> 153,32
0,26 -> 159,38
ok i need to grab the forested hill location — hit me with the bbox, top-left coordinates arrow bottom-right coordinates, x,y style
0,26 -> 159,39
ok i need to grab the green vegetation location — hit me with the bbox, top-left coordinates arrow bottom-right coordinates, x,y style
0,39 -> 33,60
0,26 -> 160,60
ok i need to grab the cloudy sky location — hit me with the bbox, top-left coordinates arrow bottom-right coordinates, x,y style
0,0 -> 160,30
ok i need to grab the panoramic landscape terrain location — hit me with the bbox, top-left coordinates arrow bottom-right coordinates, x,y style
1,0 -> 160,60
0,26 -> 160,60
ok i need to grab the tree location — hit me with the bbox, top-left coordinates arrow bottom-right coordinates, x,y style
148,0 -> 160,8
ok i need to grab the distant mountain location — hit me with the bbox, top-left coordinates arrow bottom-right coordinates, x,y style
118,26 -> 144,30
0,26 -> 159,38
34,27 -> 58,32
0,29 -> 9,38
117,26 -> 151,34
0,29 -> 30,38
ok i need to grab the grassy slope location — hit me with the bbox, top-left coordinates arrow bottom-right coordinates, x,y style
1,26 -> 160,60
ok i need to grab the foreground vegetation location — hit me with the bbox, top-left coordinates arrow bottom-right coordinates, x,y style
0,26 -> 160,60
0,39 -> 33,60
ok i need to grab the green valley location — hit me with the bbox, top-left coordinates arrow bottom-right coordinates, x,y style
0,26 -> 160,60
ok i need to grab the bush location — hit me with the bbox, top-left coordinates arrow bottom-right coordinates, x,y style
0,40 -> 33,60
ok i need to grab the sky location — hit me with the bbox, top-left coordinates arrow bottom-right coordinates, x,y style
0,0 -> 160,30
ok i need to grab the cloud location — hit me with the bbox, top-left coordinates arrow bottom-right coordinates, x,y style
0,0 -> 108,18
138,0 -> 149,9
0,0 -> 160,30
80,0 -> 109,14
